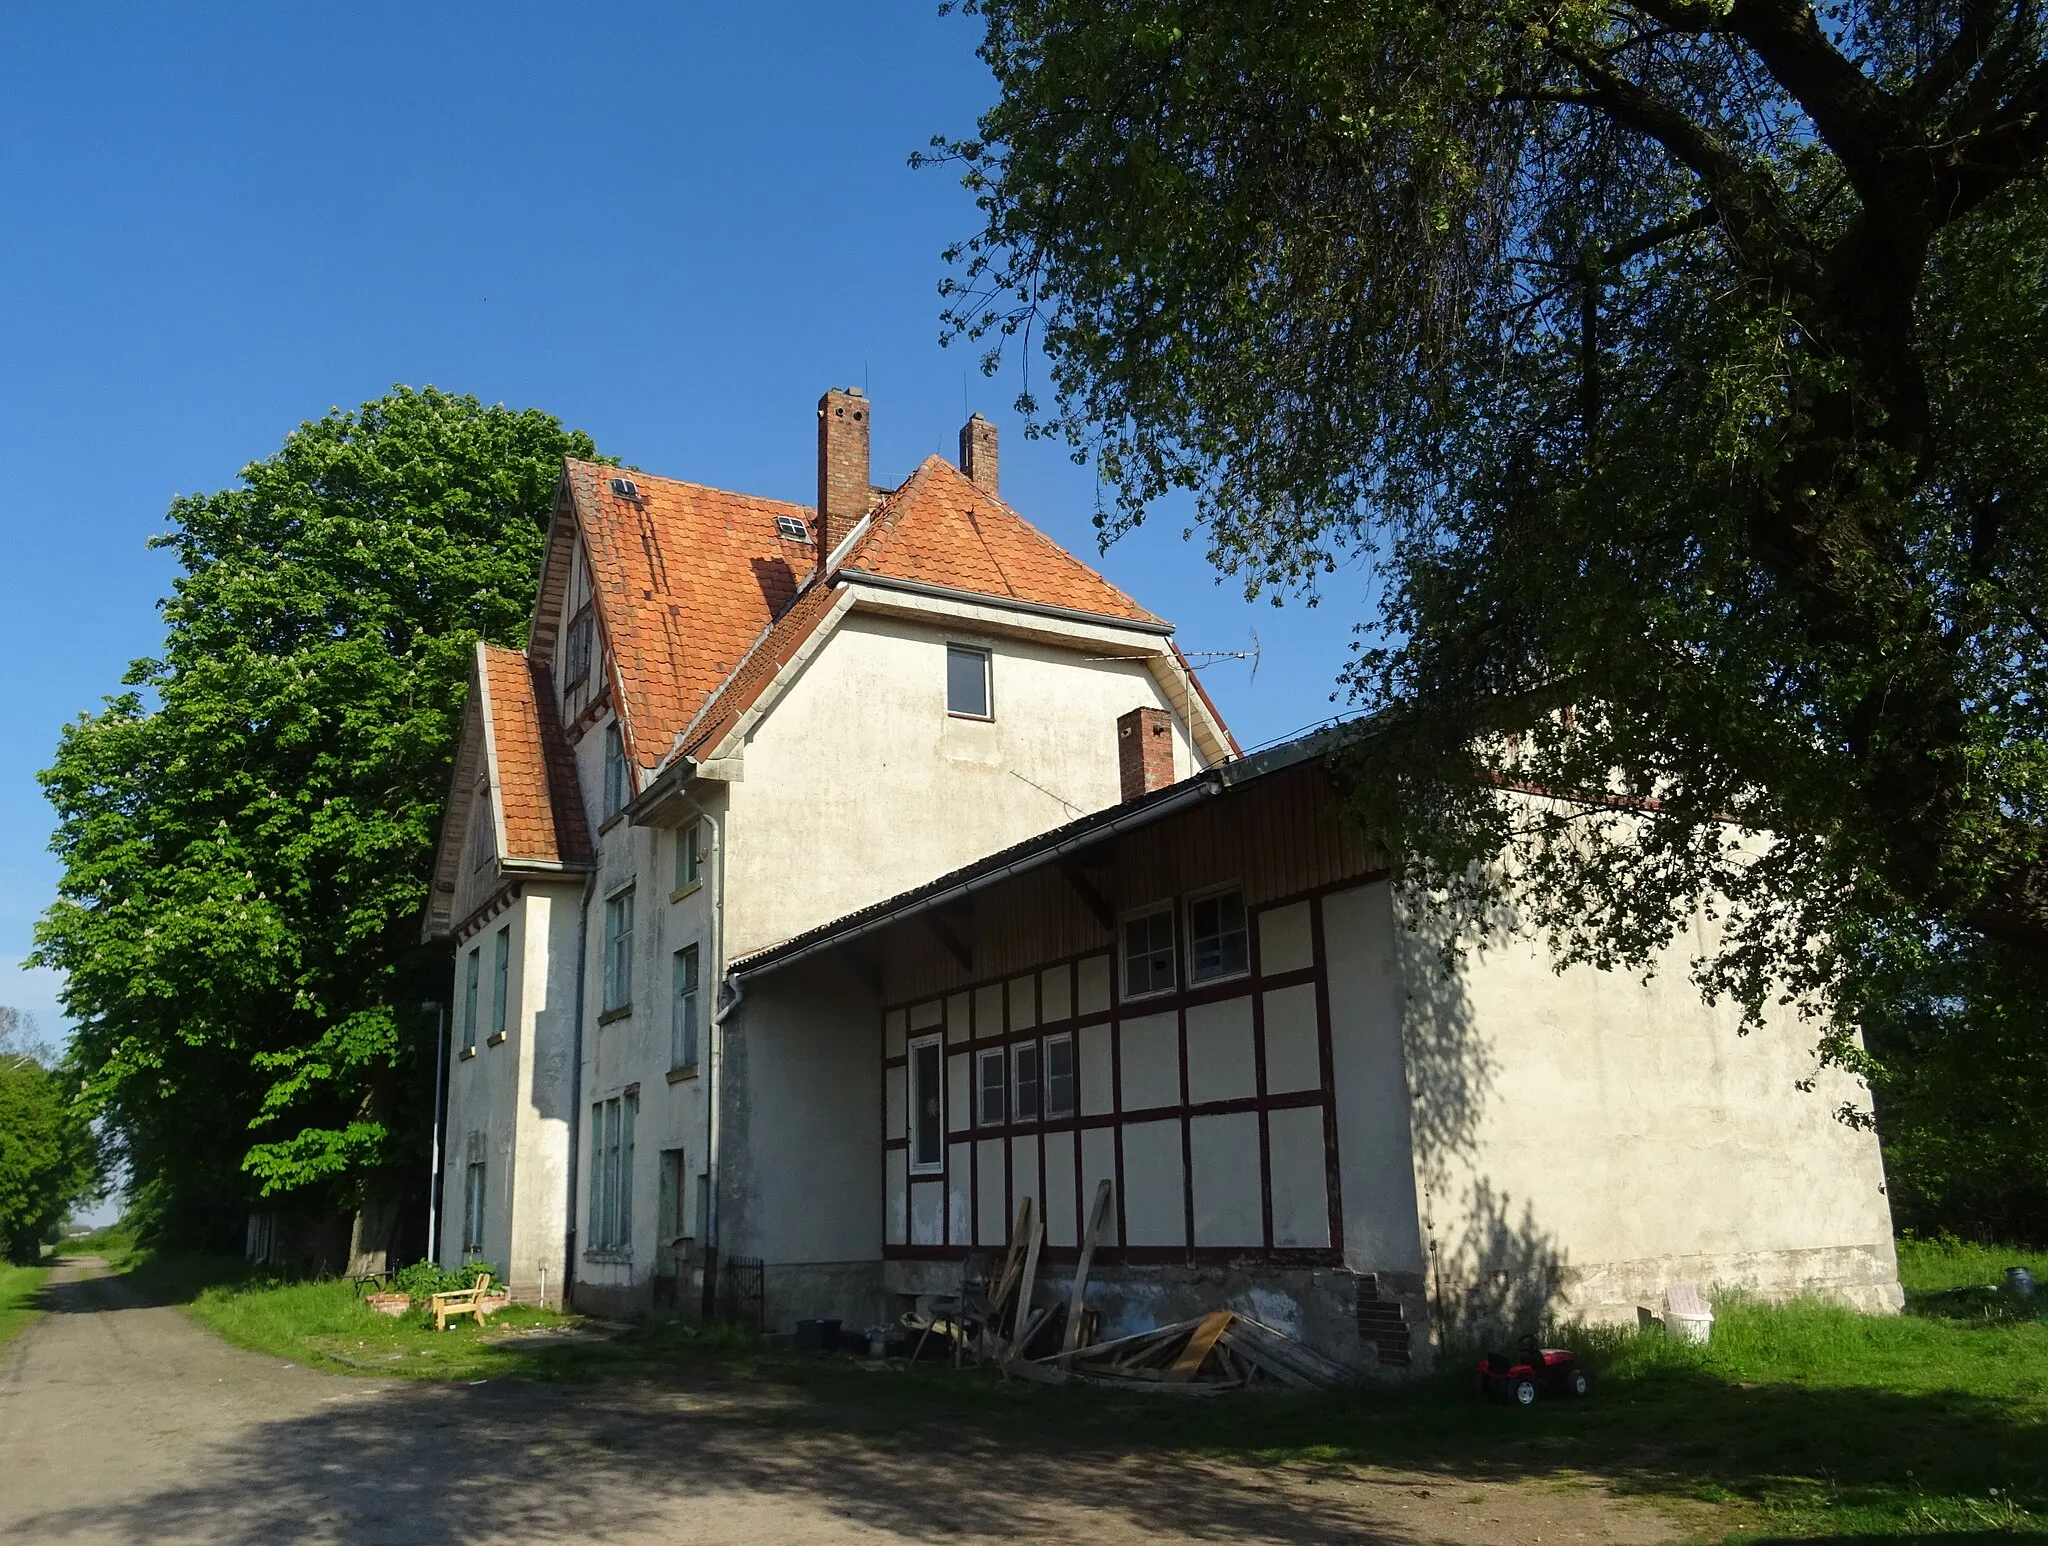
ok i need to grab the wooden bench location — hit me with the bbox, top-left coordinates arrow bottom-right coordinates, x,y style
430,1272 -> 495,1331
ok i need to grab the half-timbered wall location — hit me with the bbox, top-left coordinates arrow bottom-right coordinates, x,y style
875,764 -> 1384,1268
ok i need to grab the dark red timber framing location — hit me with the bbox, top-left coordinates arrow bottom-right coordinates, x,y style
878,873 -> 1370,1270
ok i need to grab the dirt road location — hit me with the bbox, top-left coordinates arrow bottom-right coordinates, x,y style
0,1257 -> 1679,1545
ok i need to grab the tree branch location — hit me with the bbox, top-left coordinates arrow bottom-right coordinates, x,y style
1723,0 -> 1908,203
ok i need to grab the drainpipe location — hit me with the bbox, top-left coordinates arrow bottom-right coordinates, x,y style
562,870 -> 597,1311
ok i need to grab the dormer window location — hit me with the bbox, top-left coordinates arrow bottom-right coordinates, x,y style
564,605 -> 595,686
603,723 -> 631,820
774,515 -> 810,542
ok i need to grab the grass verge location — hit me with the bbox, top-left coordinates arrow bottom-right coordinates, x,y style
0,1261 -> 50,1346
65,1238 -> 2048,1542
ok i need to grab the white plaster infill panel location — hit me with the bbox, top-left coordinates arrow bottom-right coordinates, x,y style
1119,1012 -> 1181,1111
1185,996 -> 1256,1105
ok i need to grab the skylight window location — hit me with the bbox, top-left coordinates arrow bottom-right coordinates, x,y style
775,515 -> 810,542
609,477 -> 639,499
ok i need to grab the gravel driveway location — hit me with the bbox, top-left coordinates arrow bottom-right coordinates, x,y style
0,1257 -> 1680,1546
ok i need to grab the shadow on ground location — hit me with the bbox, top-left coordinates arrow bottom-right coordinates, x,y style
10,1306 -> 2047,1545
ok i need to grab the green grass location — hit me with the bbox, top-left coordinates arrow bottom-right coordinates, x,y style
67,1240 -> 2048,1542
0,1261 -> 50,1346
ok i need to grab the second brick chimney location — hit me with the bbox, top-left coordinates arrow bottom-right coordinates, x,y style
1118,706 -> 1175,801
959,412 -> 998,495
816,387 -> 870,572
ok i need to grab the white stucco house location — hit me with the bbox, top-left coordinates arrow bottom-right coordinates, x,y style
423,390 -> 1233,1314
423,387 -> 1900,1366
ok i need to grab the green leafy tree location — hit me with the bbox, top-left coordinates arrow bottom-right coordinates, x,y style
0,1008 -> 101,1262
931,3 -> 2048,1070
34,387 -> 600,1246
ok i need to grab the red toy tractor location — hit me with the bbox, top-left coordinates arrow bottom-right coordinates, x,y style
1475,1335 -> 1590,1406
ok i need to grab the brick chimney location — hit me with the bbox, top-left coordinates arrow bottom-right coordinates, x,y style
1117,706 -> 1175,801
959,412 -> 998,495
816,387 -> 870,572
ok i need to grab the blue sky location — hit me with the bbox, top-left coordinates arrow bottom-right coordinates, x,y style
0,3 -> 1363,1043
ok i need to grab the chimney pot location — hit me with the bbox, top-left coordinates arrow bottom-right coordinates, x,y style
959,412 -> 999,496
816,387 -> 872,573
1117,706 -> 1175,801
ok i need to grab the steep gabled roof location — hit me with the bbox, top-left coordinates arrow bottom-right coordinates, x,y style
477,644 -> 592,868
559,457 -> 817,769
563,451 -> 1181,774
838,455 -> 1166,627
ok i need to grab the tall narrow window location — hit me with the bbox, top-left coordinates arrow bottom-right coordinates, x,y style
587,1091 -> 637,1254
603,722 -> 630,819
1122,907 -> 1176,998
1012,1040 -> 1042,1123
564,604 -> 595,685
976,1047 -> 1006,1127
674,820 -> 702,892
671,944 -> 700,1070
1188,888 -> 1249,982
463,1161 -> 486,1254
602,888 -> 634,1013
908,1035 -> 943,1173
462,949 -> 480,1052
1044,1033 -> 1076,1120
490,926 -> 510,1041
946,644 -> 992,718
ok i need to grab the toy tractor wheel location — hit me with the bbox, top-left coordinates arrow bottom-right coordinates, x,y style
1512,1377 -> 1539,1407
1570,1369 -> 1590,1397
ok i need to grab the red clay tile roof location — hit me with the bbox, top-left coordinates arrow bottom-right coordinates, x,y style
563,459 -> 817,769
569,452 -> 1170,771
480,644 -> 593,867
843,456 -> 1166,626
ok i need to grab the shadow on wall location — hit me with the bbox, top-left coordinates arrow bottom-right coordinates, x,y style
1398,888 -> 1565,1345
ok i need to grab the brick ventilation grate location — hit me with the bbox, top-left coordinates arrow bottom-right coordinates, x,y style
1355,1273 -> 1411,1367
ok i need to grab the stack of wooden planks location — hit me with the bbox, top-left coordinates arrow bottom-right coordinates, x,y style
1010,1308 -> 1360,1393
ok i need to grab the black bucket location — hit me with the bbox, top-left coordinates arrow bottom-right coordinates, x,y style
795,1318 -> 842,1351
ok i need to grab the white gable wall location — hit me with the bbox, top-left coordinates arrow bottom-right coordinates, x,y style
437,880 -> 582,1305
721,610 -> 1200,958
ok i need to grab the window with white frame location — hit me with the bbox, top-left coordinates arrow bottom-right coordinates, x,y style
671,944 -> 700,1070
976,1047 -> 1005,1126
563,603 -> 595,685
587,1091 -> 636,1254
461,948 -> 481,1052
1011,1039 -> 1042,1123
602,723 -> 630,819
1044,1032 -> 1076,1119
908,1034 -> 944,1172
602,888 -> 634,1013
1188,887 -> 1250,983
674,819 -> 702,892
462,1160 -> 486,1254
490,926 -> 510,1040
945,644 -> 992,718
1122,906 -> 1176,998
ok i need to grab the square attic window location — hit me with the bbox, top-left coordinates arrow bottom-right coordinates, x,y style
774,515 -> 810,542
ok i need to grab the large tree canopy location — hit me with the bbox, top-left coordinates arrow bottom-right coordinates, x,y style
34,388 -> 599,1244
933,1 -> 2048,1054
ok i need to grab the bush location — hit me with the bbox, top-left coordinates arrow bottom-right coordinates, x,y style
392,1258 -> 501,1300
